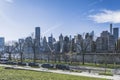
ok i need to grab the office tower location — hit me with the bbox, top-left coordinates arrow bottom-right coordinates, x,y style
74,34 -> 82,53
0,37 -> 4,51
96,31 -> 115,52
90,31 -> 94,40
110,23 -> 112,35
113,28 -> 119,42
19,38 -> 24,44
35,27 -> 40,43
59,34 -> 63,42
24,37 -> 34,59
48,34 -> 54,50
59,34 -> 64,53
42,36 -> 48,52
96,37 -> 102,52
85,33 -> 89,39
35,27 -> 41,58
101,31 -> 109,51
108,35 -> 115,52
64,36 -> 70,53
48,34 -> 53,44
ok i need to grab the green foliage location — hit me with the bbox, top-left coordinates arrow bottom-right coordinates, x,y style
0,67 -> 106,80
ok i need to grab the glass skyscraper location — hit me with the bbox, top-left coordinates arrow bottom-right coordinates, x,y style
113,28 -> 119,42
35,27 -> 40,42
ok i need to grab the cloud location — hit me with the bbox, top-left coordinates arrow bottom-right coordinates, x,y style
88,0 -> 103,7
5,0 -> 14,3
42,24 -> 63,36
89,9 -> 120,23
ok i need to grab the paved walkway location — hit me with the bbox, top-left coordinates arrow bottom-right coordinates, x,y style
0,64 -> 119,80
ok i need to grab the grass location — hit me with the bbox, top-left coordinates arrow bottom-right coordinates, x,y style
0,67 -> 107,80
99,72 -> 113,76
80,63 -> 120,69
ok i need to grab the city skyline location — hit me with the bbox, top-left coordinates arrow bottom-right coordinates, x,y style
0,0 -> 120,41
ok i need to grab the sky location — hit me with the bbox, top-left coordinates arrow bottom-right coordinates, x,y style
0,0 -> 120,42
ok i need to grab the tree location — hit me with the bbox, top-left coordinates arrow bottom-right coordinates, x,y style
15,39 -> 25,63
5,41 -> 17,61
75,33 -> 92,65
69,37 -> 76,64
25,34 -> 40,63
63,36 -> 70,63
47,43 -> 54,62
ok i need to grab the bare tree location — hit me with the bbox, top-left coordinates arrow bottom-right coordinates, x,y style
5,41 -> 17,61
15,39 -> 25,63
47,43 -> 55,62
25,34 -> 40,63
69,38 -> 75,64
75,33 -> 92,65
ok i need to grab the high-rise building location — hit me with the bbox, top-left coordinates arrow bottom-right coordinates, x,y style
24,37 -> 34,59
110,23 -> 112,35
42,36 -> 48,52
84,33 -> 93,52
96,31 -> 115,52
113,27 -> 119,42
19,38 -> 24,44
48,34 -> 53,44
108,35 -> 115,52
101,31 -> 109,51
59,34 -> 64,53
96,37 -> 102,52
35,27 -> 40,43
35,27 -> 41,56
64,36 -> 70,53
48,34 -> 55,51
90,31 -> 94,40
0,37 -> 5,51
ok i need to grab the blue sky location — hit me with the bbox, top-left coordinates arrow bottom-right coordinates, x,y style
0,0 -> 120,41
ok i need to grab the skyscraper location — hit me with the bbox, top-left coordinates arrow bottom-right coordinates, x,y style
108,35 -> 115,52
48,34 -> 55,51
110,23 -> 112,35
42,36 -> 48,52
59,34 -> 64,53
35,27 -> 40,56
0,37 -> 4,52
35,27 -> 40,43
113,27 -> 119,42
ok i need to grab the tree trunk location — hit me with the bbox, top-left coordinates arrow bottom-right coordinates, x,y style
54,53 -> 57,63
82,53 -> 85,65
47,53 -> 50,63
58,54 -> 61,63
9,52 -> 12,61
33,49 -> 36,63
70,54 -> 73,64
20,52 -> 23,63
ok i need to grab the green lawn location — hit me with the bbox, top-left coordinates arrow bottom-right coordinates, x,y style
0,67 -> 107,80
